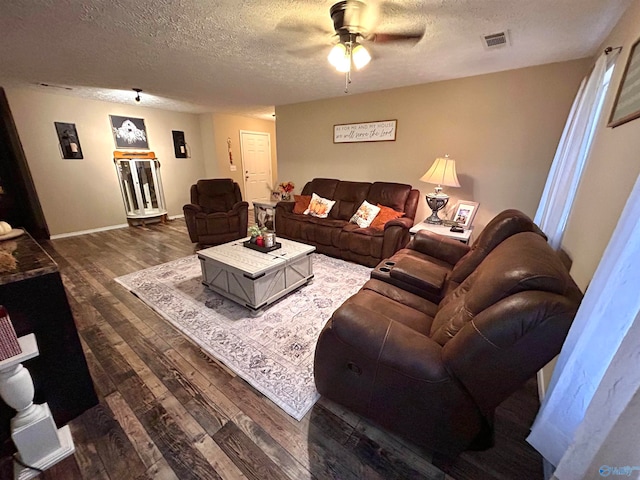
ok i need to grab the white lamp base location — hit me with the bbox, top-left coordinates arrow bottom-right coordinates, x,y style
14,422 -> 75,480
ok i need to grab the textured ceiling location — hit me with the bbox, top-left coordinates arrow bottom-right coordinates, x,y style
0,0 -> 631,119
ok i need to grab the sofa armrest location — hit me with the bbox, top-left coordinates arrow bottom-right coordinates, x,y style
442,290 -> 578,415
317,302 -> 448,383
410,230 -> 471,265
183,203 -> 203,215
384,217 -> 413,230
230,201 -> 249,214
314,301 -> 485,456
275,201 -> 295,214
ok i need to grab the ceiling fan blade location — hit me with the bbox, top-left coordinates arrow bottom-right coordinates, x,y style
286,43 -> 332,58
276,17 -> 330,35
368,32 -> 424,43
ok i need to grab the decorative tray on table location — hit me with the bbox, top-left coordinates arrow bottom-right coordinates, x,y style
243,240 -> 282,253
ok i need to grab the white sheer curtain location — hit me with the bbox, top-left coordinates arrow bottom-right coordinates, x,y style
527,172 -> 640,474
534,53 -> 612,249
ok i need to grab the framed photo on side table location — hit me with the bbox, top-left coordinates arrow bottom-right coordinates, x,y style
451,201 -> 479,228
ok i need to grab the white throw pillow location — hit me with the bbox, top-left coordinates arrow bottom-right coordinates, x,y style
304,193 -> 336,219
350,200 -> 381,228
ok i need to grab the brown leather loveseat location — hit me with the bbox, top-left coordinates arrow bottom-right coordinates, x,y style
275,178 -> 419,267
314,230 -> 582,459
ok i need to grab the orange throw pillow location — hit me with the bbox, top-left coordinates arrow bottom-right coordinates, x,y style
293,195 -> 312,214
370,204 -> 404,230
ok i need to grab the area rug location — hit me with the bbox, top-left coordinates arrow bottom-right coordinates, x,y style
115,253 -> 371,420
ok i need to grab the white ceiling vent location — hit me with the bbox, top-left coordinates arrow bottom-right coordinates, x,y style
482,31 -> 510,50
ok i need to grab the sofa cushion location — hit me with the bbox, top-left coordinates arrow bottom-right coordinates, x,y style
370,204 -> 404,230
368,182 -> 411,213
293,195 -> 312,214
330,181 -> 372,220
305,193 -> 336,218
350,200 -> 381,228
195,179 -> 238,212
302,178 -> 339,199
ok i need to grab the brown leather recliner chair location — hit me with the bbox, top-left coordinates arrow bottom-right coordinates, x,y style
314,232 -> 582,459
183,179 -> 249,246
372,209 -> 546,303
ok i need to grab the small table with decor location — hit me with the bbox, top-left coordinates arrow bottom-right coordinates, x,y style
410,222 -> 474,245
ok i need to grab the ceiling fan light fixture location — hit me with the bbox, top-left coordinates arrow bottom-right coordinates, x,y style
351,43 -> 371,69
335,52 -> 351,73
328,43 -> 347,67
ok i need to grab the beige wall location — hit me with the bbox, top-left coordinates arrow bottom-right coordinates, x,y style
199,113 -> 277,198
562,0 -> 640,290
199,113 -> 219,178
275,59 -> 591,231
4,87 -> 207,235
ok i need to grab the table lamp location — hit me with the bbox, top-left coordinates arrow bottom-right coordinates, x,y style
419,154 -> 460,224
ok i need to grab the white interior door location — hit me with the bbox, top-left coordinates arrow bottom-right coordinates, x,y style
240,131 -> 272,205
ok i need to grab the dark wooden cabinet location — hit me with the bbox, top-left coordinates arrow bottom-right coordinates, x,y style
0,233 -> 97,452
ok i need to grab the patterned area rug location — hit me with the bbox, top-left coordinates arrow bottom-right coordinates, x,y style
115,253 -> 371,420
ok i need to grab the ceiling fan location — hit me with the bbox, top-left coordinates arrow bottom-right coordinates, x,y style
326,0 -> 425,92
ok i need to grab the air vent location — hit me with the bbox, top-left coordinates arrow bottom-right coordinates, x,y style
38,83 -> 73,91
482,31 -> 510,50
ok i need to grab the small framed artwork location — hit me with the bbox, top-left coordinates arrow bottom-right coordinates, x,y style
110,115 -> 149,149
172,130 -> 188,158
609,38 -> 640,128
54,122 -> 83,159
451,201 -> 479,228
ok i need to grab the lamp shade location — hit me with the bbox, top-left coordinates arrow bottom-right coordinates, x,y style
419,155 -> 461,188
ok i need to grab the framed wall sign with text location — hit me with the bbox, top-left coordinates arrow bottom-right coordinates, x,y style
333,120 -> 397,143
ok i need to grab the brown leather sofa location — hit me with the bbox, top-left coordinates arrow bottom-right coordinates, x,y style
371,209 -> 546,303
275,178 -> 420,267
183,179 -> 249,246
314,231 -> 582,459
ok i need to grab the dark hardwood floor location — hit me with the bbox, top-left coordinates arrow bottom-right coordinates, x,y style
0,220 -> 544,479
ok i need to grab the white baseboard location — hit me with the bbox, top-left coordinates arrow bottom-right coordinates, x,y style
50,223 -> 129,239
50,215 -> 185,239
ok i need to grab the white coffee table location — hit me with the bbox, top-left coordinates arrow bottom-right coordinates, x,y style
197,237 -> 315,314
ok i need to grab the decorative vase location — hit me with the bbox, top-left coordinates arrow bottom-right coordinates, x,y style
281,193 -> 291,201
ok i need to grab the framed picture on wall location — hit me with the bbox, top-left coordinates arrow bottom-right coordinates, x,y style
172,130 -> 188,158
451,201 -> 479,228
54,122 -> 83,159
110,115 -> 149,149
609,38 -> 640,128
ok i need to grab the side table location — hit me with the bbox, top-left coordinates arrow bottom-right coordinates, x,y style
410,222 -> 474,245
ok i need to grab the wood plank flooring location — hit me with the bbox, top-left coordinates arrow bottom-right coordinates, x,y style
0,220 -> 544,479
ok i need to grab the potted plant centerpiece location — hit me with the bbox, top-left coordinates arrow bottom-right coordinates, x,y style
248,225 -> 267,246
